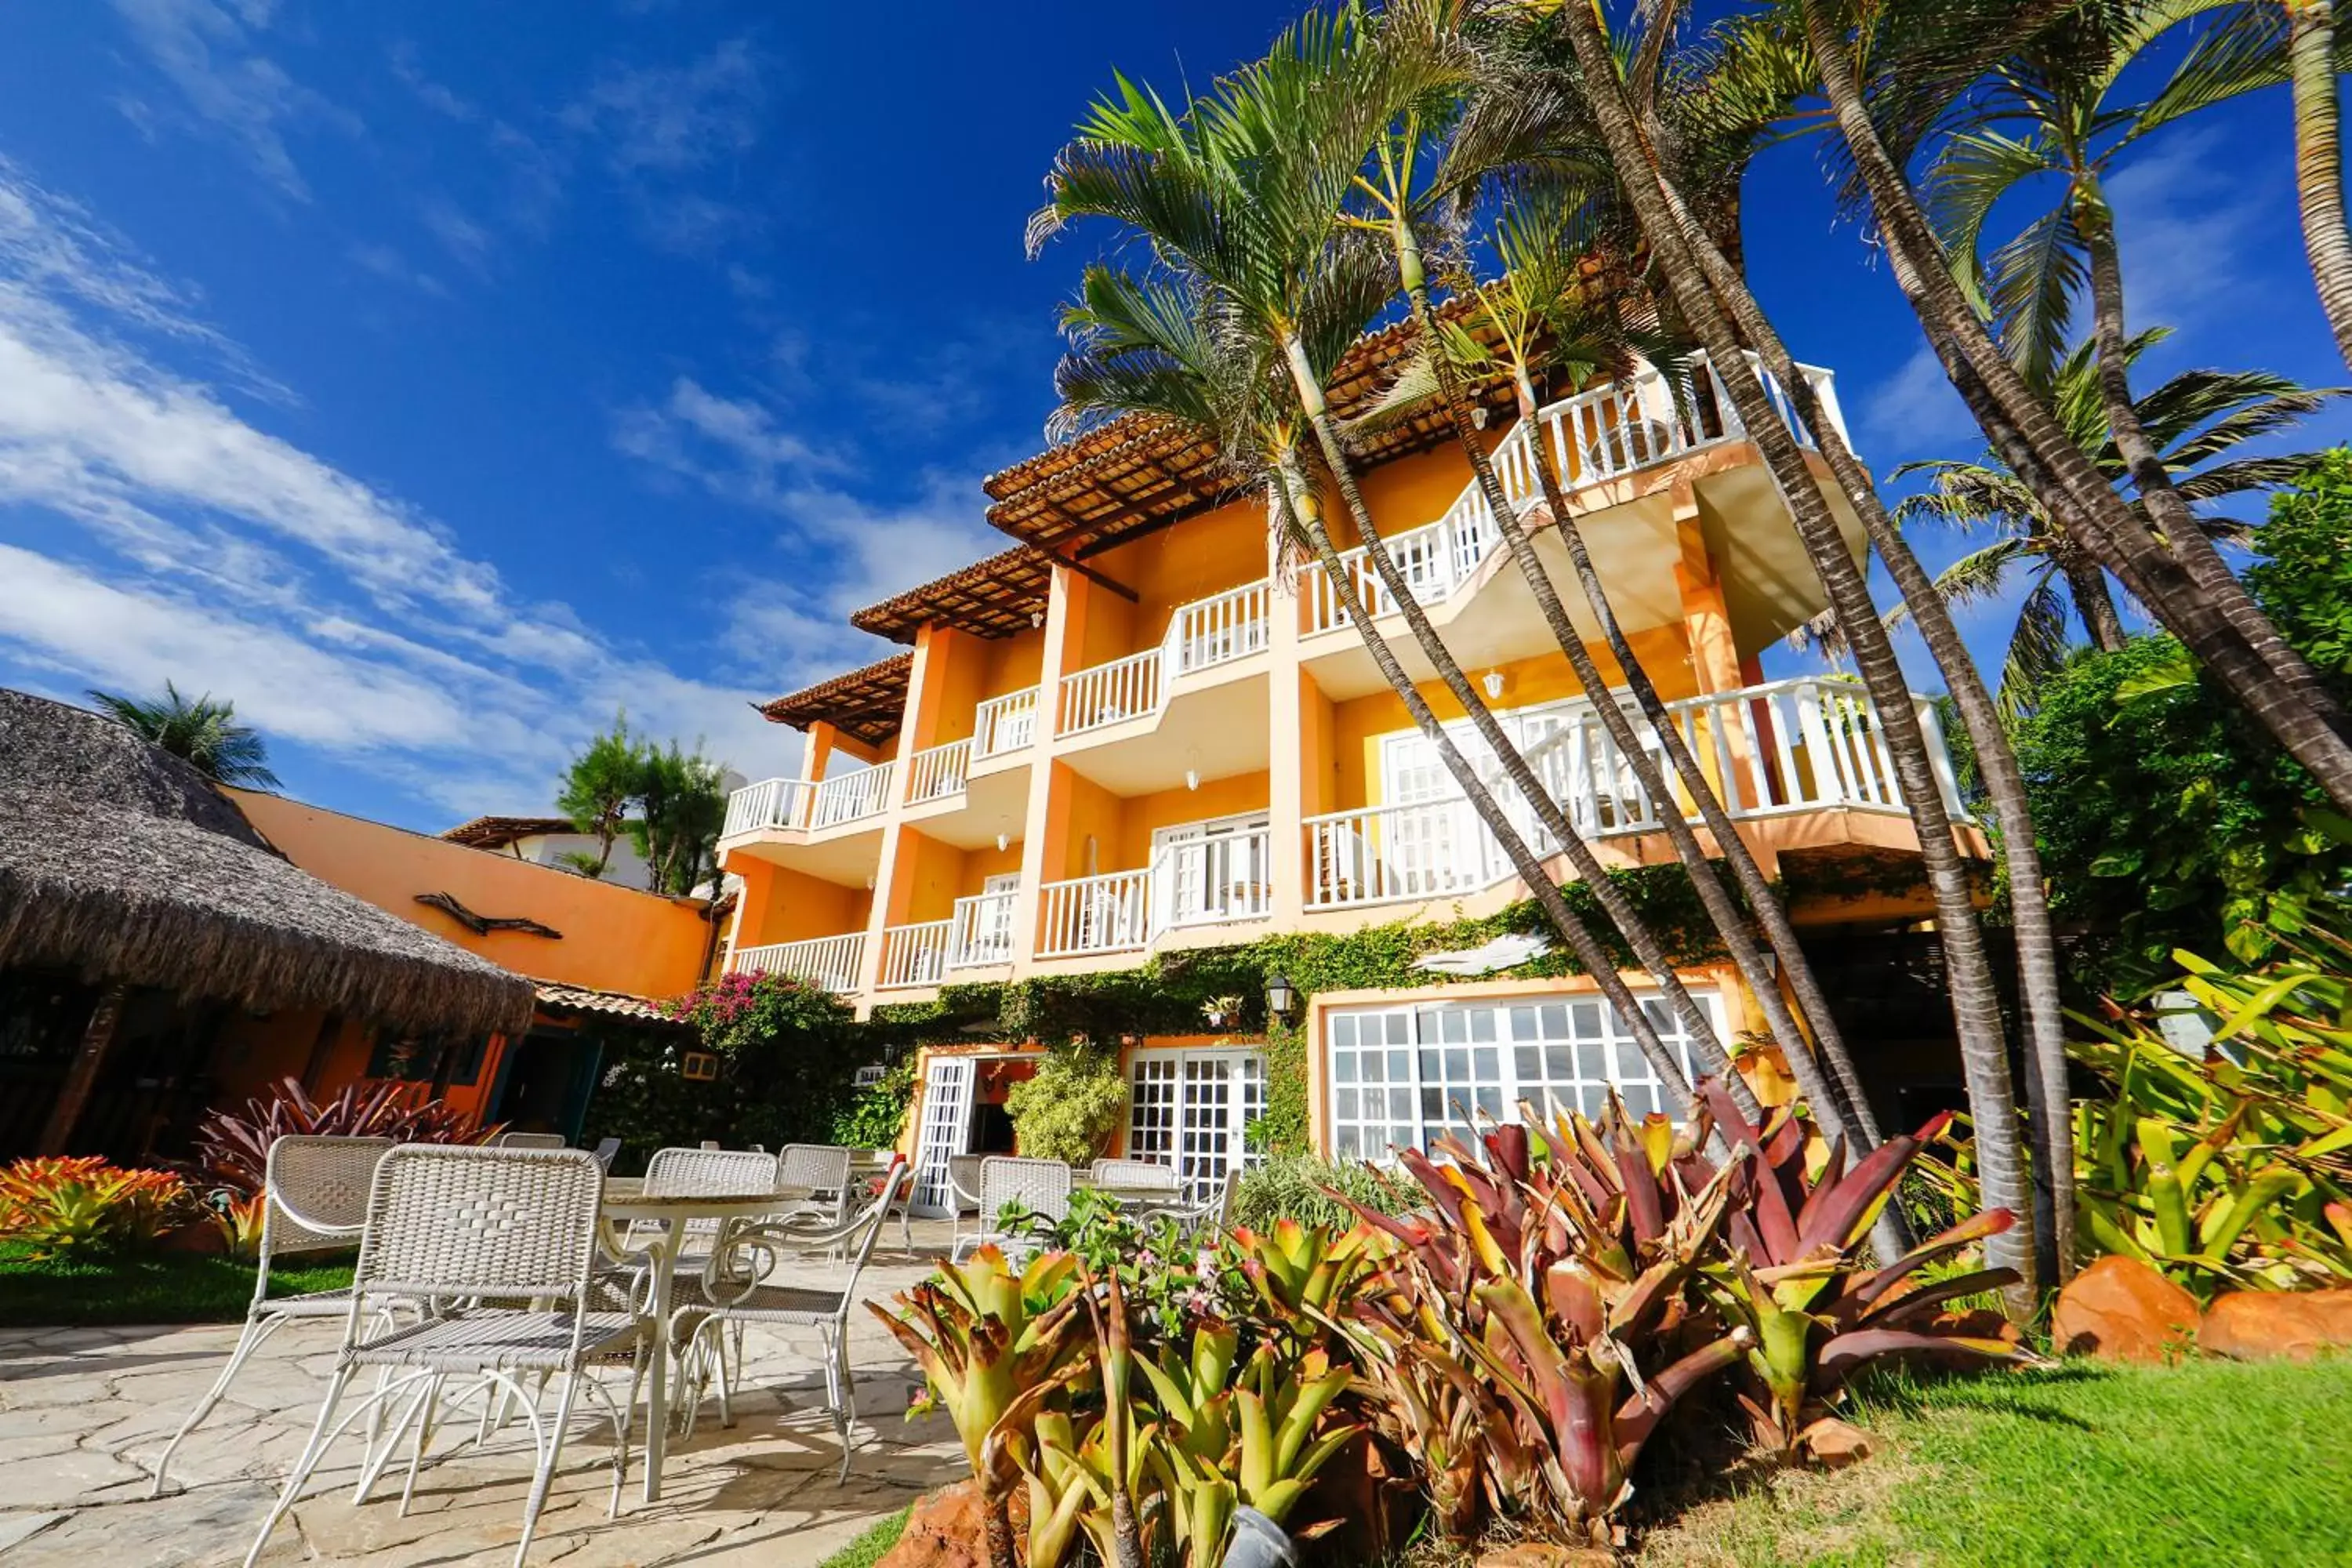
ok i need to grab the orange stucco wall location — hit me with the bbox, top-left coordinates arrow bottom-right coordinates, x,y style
229,789 -> 716,1000
730,857 -> 872,946
1112,771 -> 1271,868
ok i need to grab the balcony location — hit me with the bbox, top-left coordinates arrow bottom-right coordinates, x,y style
1055,579 -> 1273,739
1036,827 -> 1275,960
1299,352 -> 1844,639
728,931 -> 865,993
975,687 -> 1041,760
722,761 -> 898,839
874,890 -> 1022,992
906,739 -> 971,805
1304,677 -> 1955,911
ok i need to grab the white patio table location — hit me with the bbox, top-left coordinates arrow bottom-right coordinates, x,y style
598,1180 -> 814,1502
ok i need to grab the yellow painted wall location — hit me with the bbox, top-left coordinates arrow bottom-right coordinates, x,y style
1112,771 -> 1272,868
230,789 -> 715,999
891,831 -> 1031,923
1060,770 -> 1130,876
730,857 -> 871,946
1095,495 -> 1272,644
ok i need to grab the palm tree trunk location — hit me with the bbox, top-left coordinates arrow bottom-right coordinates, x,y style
2289,0 -> 2352,372
1555,0 -> 2034,1307
2078,191 -> 2336,724
2053,541 -> 2128,652
1633,152 -> 2074,1279
1800,0 -> 2352,822
1269,465 -> 1749,1122
1390,227 -> 1878,1149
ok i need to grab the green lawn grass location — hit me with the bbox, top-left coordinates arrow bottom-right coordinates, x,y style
0,1240 -> 355,1327
1635,1356 -> 2352,1567
816,1507 -> 910,1568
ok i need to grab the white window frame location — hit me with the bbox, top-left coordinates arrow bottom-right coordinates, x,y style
1322,989 -> 1719,1161
1127,1045 -> 1266,1199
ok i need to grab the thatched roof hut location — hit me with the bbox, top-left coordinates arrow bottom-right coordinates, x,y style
0,689 -> 535,1039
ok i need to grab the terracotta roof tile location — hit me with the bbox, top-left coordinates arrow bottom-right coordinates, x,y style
755,652 -> 913,748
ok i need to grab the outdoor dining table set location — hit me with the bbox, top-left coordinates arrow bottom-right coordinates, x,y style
143,1131 -> 911,1568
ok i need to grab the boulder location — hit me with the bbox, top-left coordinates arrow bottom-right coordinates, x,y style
1798,1416 -> 1876,1470
875,1480 -> 989,1568
2199,1288 -> 2352,1362
2049,1256 -> 2199,1363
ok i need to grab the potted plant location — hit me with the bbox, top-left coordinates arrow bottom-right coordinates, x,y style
1201,995 -> 1244,1030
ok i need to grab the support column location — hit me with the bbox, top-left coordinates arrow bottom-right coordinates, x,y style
1671,481 -> 1773,872
38,981 -> 127,1155
1008,564 -> 1094,978
1266,572 -> 1334,924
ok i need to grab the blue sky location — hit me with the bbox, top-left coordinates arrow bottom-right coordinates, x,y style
0,2 -> 2340,833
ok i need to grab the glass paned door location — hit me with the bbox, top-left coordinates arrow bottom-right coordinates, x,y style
912,1055 -> 975,1214
1127,1048 -> 1265,1199
1153,815 -> 1272,927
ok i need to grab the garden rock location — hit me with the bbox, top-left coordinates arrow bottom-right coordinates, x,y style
874,1481 -> 989,1568
2198,1287 -> 2352,1361
2050,1256 -> 2199,1361
1800,1417 -> 1875,1469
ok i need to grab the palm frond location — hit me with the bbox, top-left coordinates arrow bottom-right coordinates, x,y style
1996,570 -> 2076,722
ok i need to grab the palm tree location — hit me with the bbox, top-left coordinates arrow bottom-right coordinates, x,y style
1791,0 -> 2352,826
87,683 -> 281,789
1922,0 -> 2323,737
1324,2 -> 1890,1155
1509,0 -> 2042,1301
2285,0 -> 2352,369
1894,335 -> 2340,716
1035,67 -> 1764,1120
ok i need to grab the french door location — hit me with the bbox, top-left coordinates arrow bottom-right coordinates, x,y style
912,1056 -> 975,1214
1151,814 -> 1272,928
1127,1047 -> 1265,1199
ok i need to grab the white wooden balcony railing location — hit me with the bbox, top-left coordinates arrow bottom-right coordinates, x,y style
975,686 -> 1040,760
877,920 -> 951,989
1056,579 -> 1273,739
905,739 -> 971,805
723,762 -> 898,838
726,932 -> 866,993
1303,677 -> 1952,910
721,777 -> 811,837
1301,352 -> 1842,635
949,891 -> 1019,967
1036,827 -> 1275,958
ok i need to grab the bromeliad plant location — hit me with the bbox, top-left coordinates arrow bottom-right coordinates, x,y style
1689,1083 -> 2024,1457
0,1156 -> 195,1261
188,1076 -> 497,1199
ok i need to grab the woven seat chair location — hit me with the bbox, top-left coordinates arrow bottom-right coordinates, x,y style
776,1143 -> 855,1224
495,1131 -> 569,1150
950,1156 -> 1070,1263
1152,1167 -> 1245,1239
241,1145 -> 644,1568
944,1154 -> 984,1250
151,1134 -> 394,1497
601,1146 -> 784,1313
1087,1156 -> 1181,1196
589,1137 -> 622,1173
675,1160 -> 912,1479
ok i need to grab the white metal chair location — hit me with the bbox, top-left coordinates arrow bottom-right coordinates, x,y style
496,1131 -> 570,1150
945,1153 -> 984,1250
151,1134 -> 394,1497
613,1146 -> 783,1280
951,1156 -> 1071,1262
589,1137 -> 622,1172
240,1145 -> 645,1568
676,1160 -> 913,1479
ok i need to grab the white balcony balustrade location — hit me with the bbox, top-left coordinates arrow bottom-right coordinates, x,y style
726,932 -> 866,993
809,762 -> 896,828
1055,579 -> 1273,740
1301,352 -> 1842,635
949,891 -> 1019,968
877,920 -> 952,989
1038,869 -> 1154,958
1304,677 -> 1955,910
974,687 -> 1040,760
1036,827 -> 1275,958
905,739 -> 971,805
721,777 -> 811,838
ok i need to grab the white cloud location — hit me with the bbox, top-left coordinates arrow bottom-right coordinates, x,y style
2105,125 -> 2281,340
1857,341 -> 1977,461
106,0 -> 354,199
0,159 -> 781,818
563,38 -> 765,176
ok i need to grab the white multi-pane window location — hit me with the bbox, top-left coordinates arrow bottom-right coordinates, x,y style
1127,1048 -> 1265,1198
1323,990 -> 1716,1160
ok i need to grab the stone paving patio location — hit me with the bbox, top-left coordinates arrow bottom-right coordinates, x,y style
0,1238 -> 964,1567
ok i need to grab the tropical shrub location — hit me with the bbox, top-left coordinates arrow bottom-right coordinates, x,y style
1003,1044 -> 1127,1165
0,1157 -> 194,1260
190,1076 -> 496,1199
209,1190 -> 269,1263
2070,920 -> 2352,1297
1230,1152 -> 1417,1232
832,1062 -> 915,1149
666,970 -> 872,1151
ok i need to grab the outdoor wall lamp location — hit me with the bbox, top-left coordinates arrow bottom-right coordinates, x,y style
996,833 -> 1011,853
1263,972 -> 1297,1020
1482,670 -> 1506,700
